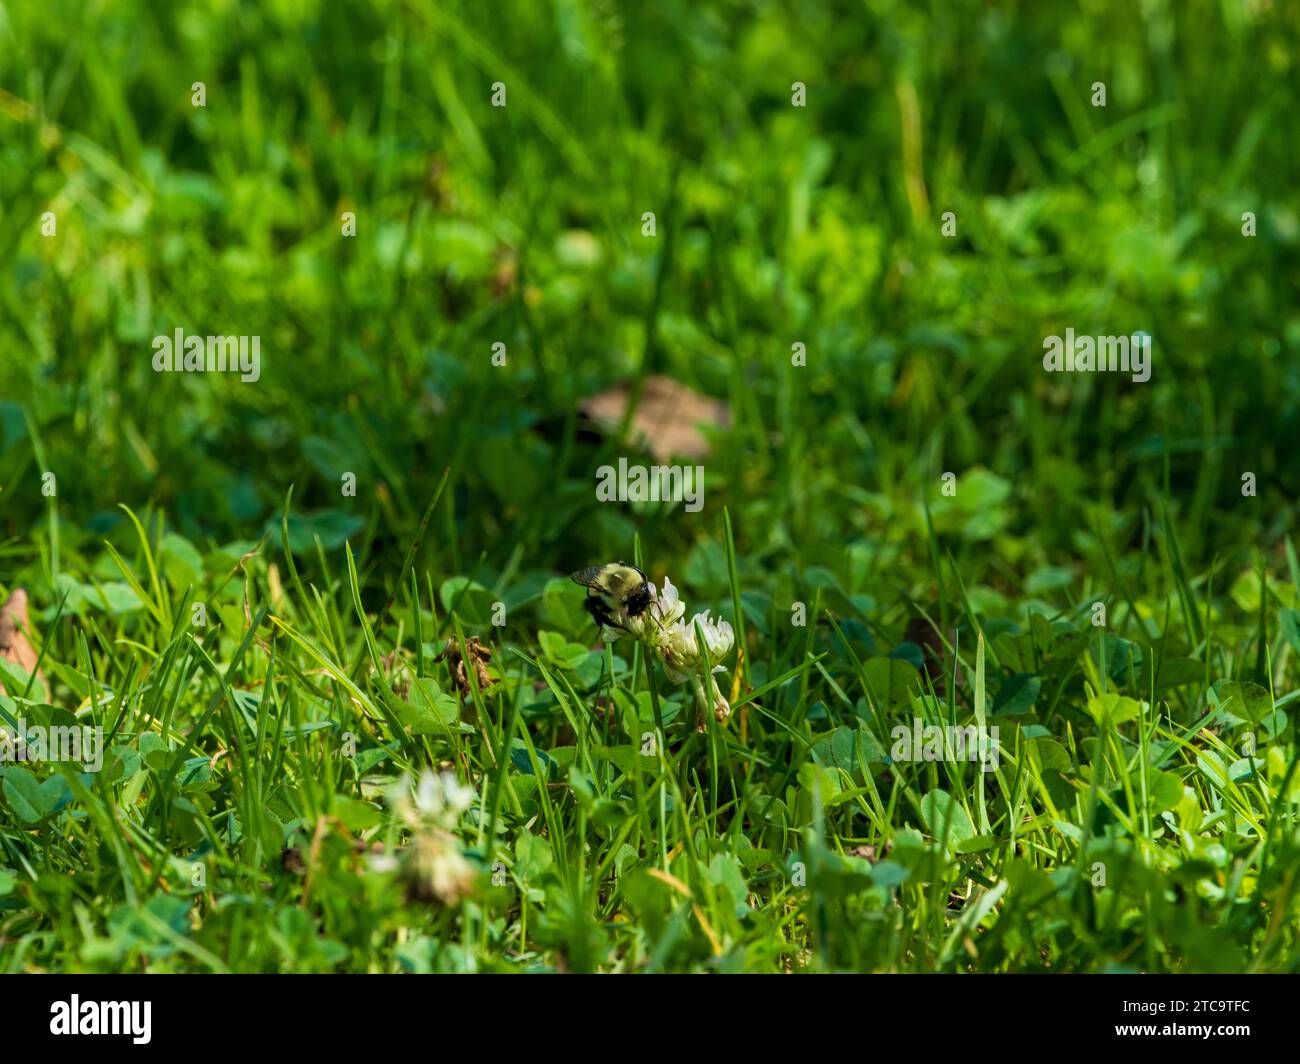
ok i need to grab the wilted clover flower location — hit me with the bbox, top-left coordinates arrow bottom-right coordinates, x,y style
374,769 -> 478,905
596,576 -> 735,728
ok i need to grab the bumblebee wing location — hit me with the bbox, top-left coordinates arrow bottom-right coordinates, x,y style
570,565 -> 608,590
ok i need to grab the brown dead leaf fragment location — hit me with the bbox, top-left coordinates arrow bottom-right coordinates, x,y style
580,375 -> 730,461
0,589 -> 46,698
436,637 -> 494,701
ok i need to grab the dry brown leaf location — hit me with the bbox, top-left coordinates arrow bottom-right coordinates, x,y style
0,588 -> 46,699
435,636 -> 494,702
579,375 -> 729,461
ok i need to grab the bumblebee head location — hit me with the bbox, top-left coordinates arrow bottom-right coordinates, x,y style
623,579 -> 655,617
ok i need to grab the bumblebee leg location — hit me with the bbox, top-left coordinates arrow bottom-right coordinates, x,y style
584,595 -> 625,631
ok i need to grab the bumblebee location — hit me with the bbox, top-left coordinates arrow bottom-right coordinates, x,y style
570,562 -> 656,631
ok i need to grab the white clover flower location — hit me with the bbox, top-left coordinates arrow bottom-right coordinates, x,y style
380,769 -> 479,905
414,769 -> 475,825
404,830 -> 478,905
659,611 -> 734,729
694,611 -> 734,658
591,572 -> 736,729
390,769 -> 475,830
656,576 -> 687,627
661,611 -> 734,683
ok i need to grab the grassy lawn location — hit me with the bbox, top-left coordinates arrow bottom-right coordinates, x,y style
1,0 -> 1298,973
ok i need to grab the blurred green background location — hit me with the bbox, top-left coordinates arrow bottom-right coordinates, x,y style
1,0 -> 1298,598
